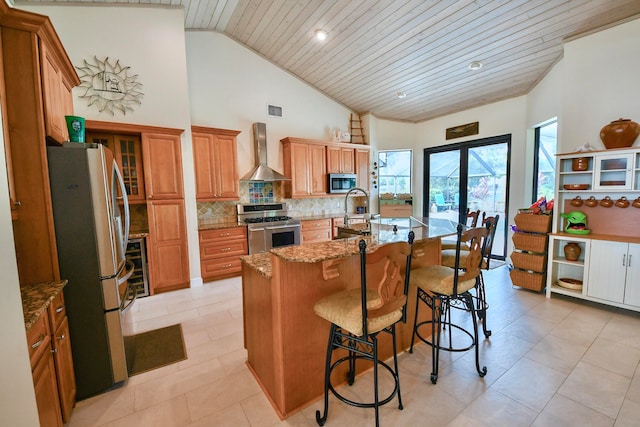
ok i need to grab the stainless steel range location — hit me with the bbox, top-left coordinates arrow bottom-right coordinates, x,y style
237,203 -> 301,254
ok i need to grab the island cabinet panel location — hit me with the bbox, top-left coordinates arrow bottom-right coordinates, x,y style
199,226 -> 247,281
192,127 -> 240,201
147,199 -> 190,293
242,237 -> 440,418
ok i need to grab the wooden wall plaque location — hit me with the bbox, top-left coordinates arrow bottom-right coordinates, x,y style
446,121 -> 479,140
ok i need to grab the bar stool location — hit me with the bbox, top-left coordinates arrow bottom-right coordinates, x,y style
313,232 -> 414,427
441,209 -> 480,250
409,224 -> 488,384
441,214 -> 499,337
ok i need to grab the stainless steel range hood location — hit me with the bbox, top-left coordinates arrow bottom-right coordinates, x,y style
240,122 -> 290,181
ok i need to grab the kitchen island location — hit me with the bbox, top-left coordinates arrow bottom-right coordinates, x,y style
240,217 -> 459,419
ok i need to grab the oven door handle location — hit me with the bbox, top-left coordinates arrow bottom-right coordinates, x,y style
266,224 -> 301,231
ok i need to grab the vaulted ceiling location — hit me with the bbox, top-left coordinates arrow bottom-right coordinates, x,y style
16,0 -> 640,122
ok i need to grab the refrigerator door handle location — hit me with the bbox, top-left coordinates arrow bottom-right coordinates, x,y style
119,260 -> 137,313
113,161 -> 130,245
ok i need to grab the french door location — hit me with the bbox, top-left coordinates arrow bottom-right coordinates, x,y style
424,134 -> 511,260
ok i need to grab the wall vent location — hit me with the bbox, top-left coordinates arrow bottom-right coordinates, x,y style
267,104 -> 283,118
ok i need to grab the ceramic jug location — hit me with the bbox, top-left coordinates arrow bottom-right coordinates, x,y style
585,196 -> 598,207
564,242 -> 581,261
600,196 -> 613,207
570,196 -> 583,207
615,196 -> 629,208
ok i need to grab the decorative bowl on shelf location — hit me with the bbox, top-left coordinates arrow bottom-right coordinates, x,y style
557,278 -> 583,290
563,184 -> 589,190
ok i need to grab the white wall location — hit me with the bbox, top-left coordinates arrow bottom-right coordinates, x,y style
18,4 -> 203,285
185,31 -> 353,180
408,97 -> 528,222
0,107 -> 40,425
561,18 -> 640,152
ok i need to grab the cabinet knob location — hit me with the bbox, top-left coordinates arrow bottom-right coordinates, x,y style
13,200 -> 21,206
56,305 -> 65,313
623,254 -> 626,267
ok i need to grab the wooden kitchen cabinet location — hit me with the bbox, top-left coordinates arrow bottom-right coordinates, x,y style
40,41 -> 75,144
28,314 -> 63,427
326,146 -> 355,174
199,226 -> 248,281
301,218 -> 332,243
282,139 -> 326,198
355,148 -> 370,191
86,132 -> 146,203
142,132 -> 184,199
192,126 -> 240,201
1,7 -> 80,284
84,122 -> 190,294
587,240 -> 640,308
147,199 -> 190,293
47,292 -> 75,423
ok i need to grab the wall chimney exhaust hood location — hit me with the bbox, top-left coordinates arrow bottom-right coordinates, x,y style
240,122 -> 290,182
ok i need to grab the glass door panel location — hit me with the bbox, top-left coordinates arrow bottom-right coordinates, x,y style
425,136 -> 510,260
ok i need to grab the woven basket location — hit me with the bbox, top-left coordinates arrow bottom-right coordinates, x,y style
510,269 -> 545,291
511,251 -> 546,273
514,213 -> 552,234
512,232 -> 548,253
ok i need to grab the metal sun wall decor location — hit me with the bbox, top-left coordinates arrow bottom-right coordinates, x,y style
76,56 -> 144,115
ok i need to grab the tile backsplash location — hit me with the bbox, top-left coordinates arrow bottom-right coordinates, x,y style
197,181 -> 369,222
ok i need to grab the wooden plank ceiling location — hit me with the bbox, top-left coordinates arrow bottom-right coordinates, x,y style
17,0 -> 640,122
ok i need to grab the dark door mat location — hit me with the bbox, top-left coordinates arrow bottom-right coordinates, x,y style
124,323 -> 187,376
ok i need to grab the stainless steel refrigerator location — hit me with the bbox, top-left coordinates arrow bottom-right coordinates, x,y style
47,143 -> 135,399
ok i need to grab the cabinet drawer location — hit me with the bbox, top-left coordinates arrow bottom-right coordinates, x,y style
48,292 -> 67,330
200,239 -> 248,260
199,227 -> 247,243
510,269 -> 545,292
201,257 -> 243,280
302,228 -> 332,243
512,232 -> 547,253
511,252 -> 546,273
27,315 -> 51,369
301,219 -> 332,230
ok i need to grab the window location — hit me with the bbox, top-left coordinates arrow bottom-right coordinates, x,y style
377,150 -> 412,195
533,120 -> 557,203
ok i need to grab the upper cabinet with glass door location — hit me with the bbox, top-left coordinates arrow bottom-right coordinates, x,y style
557,148 -> 639,192
86,132 -> 146,202
594,152 -> 634,190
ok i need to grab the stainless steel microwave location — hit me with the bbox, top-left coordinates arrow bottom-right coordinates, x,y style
328,173 -> 357,193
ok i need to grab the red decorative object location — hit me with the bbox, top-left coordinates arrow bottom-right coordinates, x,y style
599,118 -> 640,149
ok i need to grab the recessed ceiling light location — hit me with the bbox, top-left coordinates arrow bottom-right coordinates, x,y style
468,61 -> 483,70
315,29 -> 328,41
396,91 -> 407,99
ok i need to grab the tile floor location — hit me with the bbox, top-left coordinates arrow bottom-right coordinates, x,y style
67,266 -> 640,426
